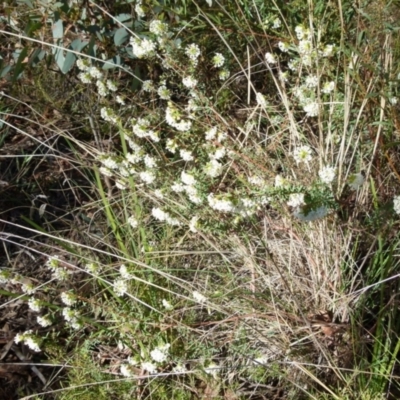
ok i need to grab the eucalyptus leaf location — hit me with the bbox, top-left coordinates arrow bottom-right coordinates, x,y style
71,39 -> 88,52
103,55 -> 122,70
114,27 -> 129,46
62,51 -> 76,74
52,19 -> 63,39
115,13 -> 132,23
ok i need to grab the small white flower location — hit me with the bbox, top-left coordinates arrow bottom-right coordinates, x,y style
319,166 -> 336,184
28,298 -> 41,312
120,364 -> 134,377
293,145 -> 313,164
85,262 -> 101,274
265,52 -> 277,64
61,292 -> 77,306
128,216 -> 138,228
152,207 -> 168,221
144,155 -> 157,168
390,97 -> 398,105
305,75 -> 319,88
135,3 -> 145,18
322,44 -> 334,57
37,315 -> 52,327
157,85 -> 171,100
278,41 -> 289,52
106,80 -> 118,92
142,361 -> 158,374
173,363 -> 187,373
211,147 -> 226,160
77,59 -> 90,71
162,299 -> 173,310
130,37 -> 156,59
150,347 -> 169,363
149,20 -> 168,36
185,43 -> 201,62
287,193 -> 305,207
139,171 -> 156,184
120,264 -> 132,279
88,67 -> 103,79
248,175 -> 264,187
212,53 -> 225,67
181,171 -> 196,186
24,334 -> 41,352
114,279 -> 128,297
204,362 -> 219,379
218,69 -> 230,81
78,72 -> 92,84
154,189 -> 164,199
204,159 -> 223,178
182,76 -> 198,89
62,307 -> 81,323
322,81 -> 335,94
116,95 -> 125,105
142,80 -> 154,92
394,195 -> 400,215
272,18 -> 281,29
303,102 -> 319,117
21,282 -> 36,294
193,291 -> 207,303
256,93 -> 267,107
180,149 -> 194,161
279,70 -> 289,83
189,216 -> 199,233
348,172 -> 365,190
96,80 -> 108,97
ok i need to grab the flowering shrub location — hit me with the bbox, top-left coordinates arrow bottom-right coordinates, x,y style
3,0 -> 400,398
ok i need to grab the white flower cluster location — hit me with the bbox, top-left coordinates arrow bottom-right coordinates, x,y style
152,207 -> 181,226
61,291 -> 77,306
130,37 -> 156,59
150,343 -> 170,363
46,255 -> 69,281
14,330 -> 41,352
319,166 -> 336,184
287,193 -> 305,207
207,193 -> 235,213
165,103 -> 192,132
185,43 -> 201,65
37,315 -> 52,327
182,76 -> 198,89
132,117 -> 160,142
205,127 -> 227,142
114,279 -> 128,297
149,20 -> 168,36
293,145 -> 313,164
212,53 -> 225,68
28,297 -> 41,312
62,307 -> 83,330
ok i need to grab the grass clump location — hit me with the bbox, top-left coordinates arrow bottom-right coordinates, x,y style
1,0 -> 400,399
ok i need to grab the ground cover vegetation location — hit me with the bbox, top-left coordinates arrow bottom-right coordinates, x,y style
1,0 -> 400,398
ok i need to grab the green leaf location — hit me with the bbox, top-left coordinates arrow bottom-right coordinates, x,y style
52,19 -> 63,39
62,50 -> 76,74
0,65 -> 12,78
114,27 -> 129,46
115,13 -> 132,23
102,55 -> 121,70
70,38 -> 88,52
12,47 -> 28,82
